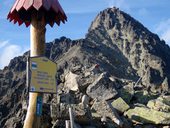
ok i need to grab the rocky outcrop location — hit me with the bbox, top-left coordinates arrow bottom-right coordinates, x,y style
0,7 -> 170,128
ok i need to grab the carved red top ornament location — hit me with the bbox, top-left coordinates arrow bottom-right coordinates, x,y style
7,0 -> 67,27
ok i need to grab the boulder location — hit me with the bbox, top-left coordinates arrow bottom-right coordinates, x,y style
91,100 -> 123,126
65,72 -> 79,91
161,95 -> 170,105
86,73 -> 117,101
163,126 -> 170,128
147,96 -> 170,112
77,74 -> 95,92
125,106 -> 170,124
51,103 -> 91,123
133,90 -> 158,105
161,77 -> 169,93
4,117 -> 22,128
118,83 -> 134,103
111,97 -> 130,113
105,122 -> 118,128
57,90 -> 76,104
121,116 -> 133,128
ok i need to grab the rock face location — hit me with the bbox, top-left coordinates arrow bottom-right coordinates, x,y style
0,7 -> 170,128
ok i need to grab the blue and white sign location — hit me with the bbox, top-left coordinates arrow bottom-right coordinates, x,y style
36,96 -> 43,116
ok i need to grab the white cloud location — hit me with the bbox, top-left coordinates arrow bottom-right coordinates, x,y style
0,40 -> 9,49
155,19 -> 170,46
106,0 -> 130,12
0,41 -> 29,69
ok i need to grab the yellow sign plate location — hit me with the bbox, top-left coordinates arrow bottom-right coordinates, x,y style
29,56 -> 57,93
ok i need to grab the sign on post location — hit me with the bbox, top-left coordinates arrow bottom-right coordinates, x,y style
29,56 -> 57,93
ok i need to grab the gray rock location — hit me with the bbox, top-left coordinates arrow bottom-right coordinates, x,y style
125,106 -> 170,124
147,96 -> 170,112
111,97 -> 130,113
161,95 -> 170,105
86,73 -> 117,101
161,77 -> 169,93
163,126 -> 170,128
4,117 -> 21,128
121,116 -> 133,128
118,83 -> 134,103
64,71 -> 79,91
91,100 -> 123,126
51,103 -> 91,123
133,90 -> 158,105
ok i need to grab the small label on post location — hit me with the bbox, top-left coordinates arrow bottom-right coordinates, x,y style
36,96 -> 43,116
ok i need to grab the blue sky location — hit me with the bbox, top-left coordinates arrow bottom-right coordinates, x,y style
0,0 -> 170,69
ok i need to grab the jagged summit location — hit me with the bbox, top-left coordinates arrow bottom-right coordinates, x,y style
86,7 -> 170,91
1,7 -> 170,127
89,7 -> 150,34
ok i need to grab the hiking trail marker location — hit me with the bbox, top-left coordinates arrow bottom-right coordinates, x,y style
29,56 -> 57,93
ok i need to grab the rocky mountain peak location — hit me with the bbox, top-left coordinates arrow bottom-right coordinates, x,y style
86,7 -> 170,92
89,7 -> 150,36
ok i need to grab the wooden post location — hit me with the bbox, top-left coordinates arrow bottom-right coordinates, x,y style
23,13 -> 46,128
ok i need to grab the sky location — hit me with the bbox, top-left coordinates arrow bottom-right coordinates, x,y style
0,0 -> 170,69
